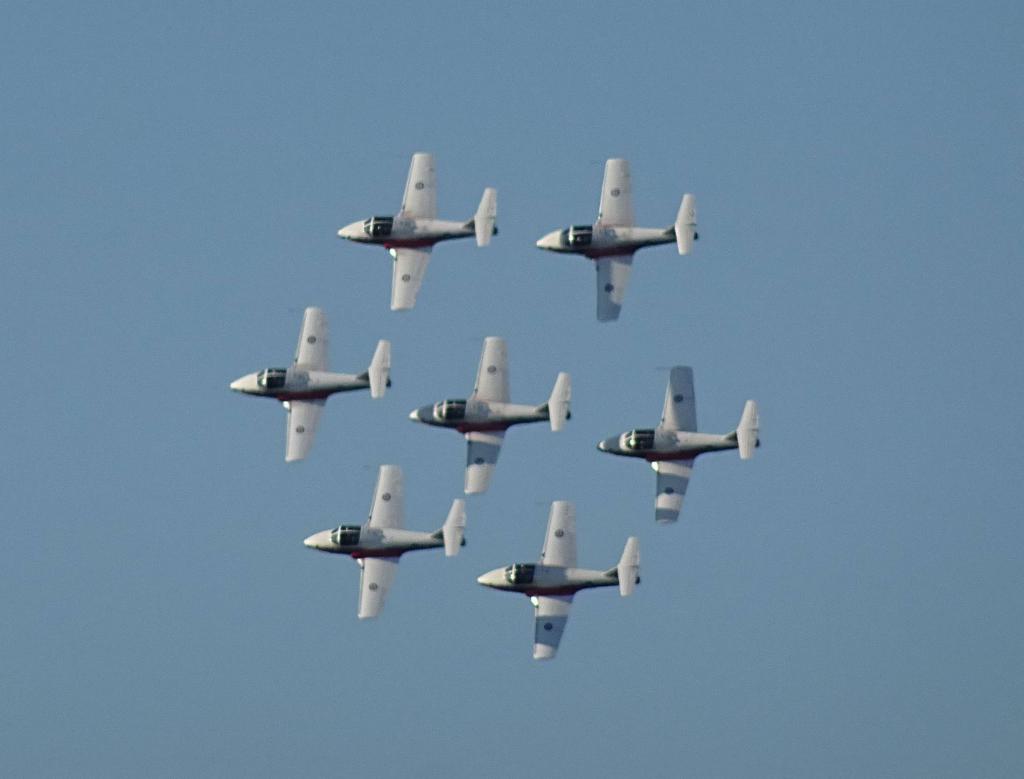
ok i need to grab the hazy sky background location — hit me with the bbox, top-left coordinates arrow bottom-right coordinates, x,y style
2,2 -> 1022,776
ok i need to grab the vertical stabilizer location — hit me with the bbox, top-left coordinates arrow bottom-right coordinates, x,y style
473,187 -> 497,247
617,537 -> 640,597
369,340 -> 391,398
736,400 -> 759,459
674,193 -> 698,255
442,499 -> 467,557
547,372 -> 571,431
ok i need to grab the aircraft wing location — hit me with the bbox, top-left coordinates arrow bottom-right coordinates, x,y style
390,247 -> 431,311
470,336 -> 509,403
399,152 -> 437,219
367,464 -> 404,530
539,500 -> 577,568
652,458 -> 694,524
284,399 -> 325,462
357,557 -> 399,619
464,430 -> 504,494
596,158 -> 634,227
533,595 -> 573,660
660,365 -> 697,432
595,254 -> 634,322
294,307 -> 328,371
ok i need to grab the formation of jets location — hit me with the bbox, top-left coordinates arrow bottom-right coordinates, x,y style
230,152 -> 758,659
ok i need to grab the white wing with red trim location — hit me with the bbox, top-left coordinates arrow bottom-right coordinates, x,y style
357,557 -> 399,619
470,337 -> 509,403
284,399 -> 325,462
533,595 -> 573,660
390,247 -> 431,311
660,366 -> 697,433
539,501 -> 577,568
294,307 -> 328,371
595,254 -> 634,322
399,152 -> 437,219
464,430 -> 504,494
596,158 -> 634,227
652,458 -> 694,524
367,465 -> 404,530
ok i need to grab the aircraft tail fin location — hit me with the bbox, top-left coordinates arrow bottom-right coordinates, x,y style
611,537 -> 640,597
735,399 -> 759,459
540,372 -> 571,431
673,193 -> 698,255
368,339 -> 391,399
437,499 -> 467,556
469,187 -> 497,247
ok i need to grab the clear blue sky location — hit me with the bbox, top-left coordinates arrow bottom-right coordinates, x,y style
2,2 -> 1022,776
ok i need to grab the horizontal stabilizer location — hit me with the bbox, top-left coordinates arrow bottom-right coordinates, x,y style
674,193 -> 697,255
442,499 -> 467,557
369,340 -> 391,399
617,537 -> 640,597
473,187 -> 497,247
736,399 -> 759,460
547,372 -> 571,431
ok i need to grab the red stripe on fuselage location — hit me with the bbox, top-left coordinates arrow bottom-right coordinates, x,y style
383,238 -> 440,249
456,422 -> 512,434
350,548 -> 411,559
644,451 -> 704,462
274,390 -> 335,401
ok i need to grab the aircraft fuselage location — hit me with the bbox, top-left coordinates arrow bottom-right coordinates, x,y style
476,564 -> 621,597
597,429 -> 745,461
536,224 -> 677,259
303,527 -> 454,558
230,368 -> 377,402
409,399 -> 551,434
339,216 -> 493,249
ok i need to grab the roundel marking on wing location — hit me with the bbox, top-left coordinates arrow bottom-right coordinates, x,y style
487,365 -> 497,374
610,187 -> 620,197
381,492 -> 391,502
307,335 -> 317,344
543,622 -> 553,631
401,273 -> 411,282
604,283 -> 614,293
368,582 -> 379,591
295,425 -> 306,434
554,529 -> 564,538
474,457 -> 485,465
673,394 -> 684,403
415,181 -> 424,190
664,487 -> 675,495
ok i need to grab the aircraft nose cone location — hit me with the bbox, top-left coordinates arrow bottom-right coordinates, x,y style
536,230 -> 560,250
596,439 -> 607,451
408,408 -> 421,422
476,573 -> 489,585
229,378 -> 244,392
303,534 -> 321,549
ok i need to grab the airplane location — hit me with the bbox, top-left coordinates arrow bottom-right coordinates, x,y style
303,465 -> 467,619
535,158 -> 698,322
408,336 -> 570,494
337,152 -> 497,311
476,501 -> 639,660
596,366 -> 759,524
229,306 -> 391,462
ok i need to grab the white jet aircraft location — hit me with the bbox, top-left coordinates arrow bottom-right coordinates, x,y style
338,152 -> 497,311
535,158 -> 698,322
408,337 -> 570,494
229,307 -> 391,462
596,366 -> 759,524
303,465 -> 467,619
477,501 -> 639,660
